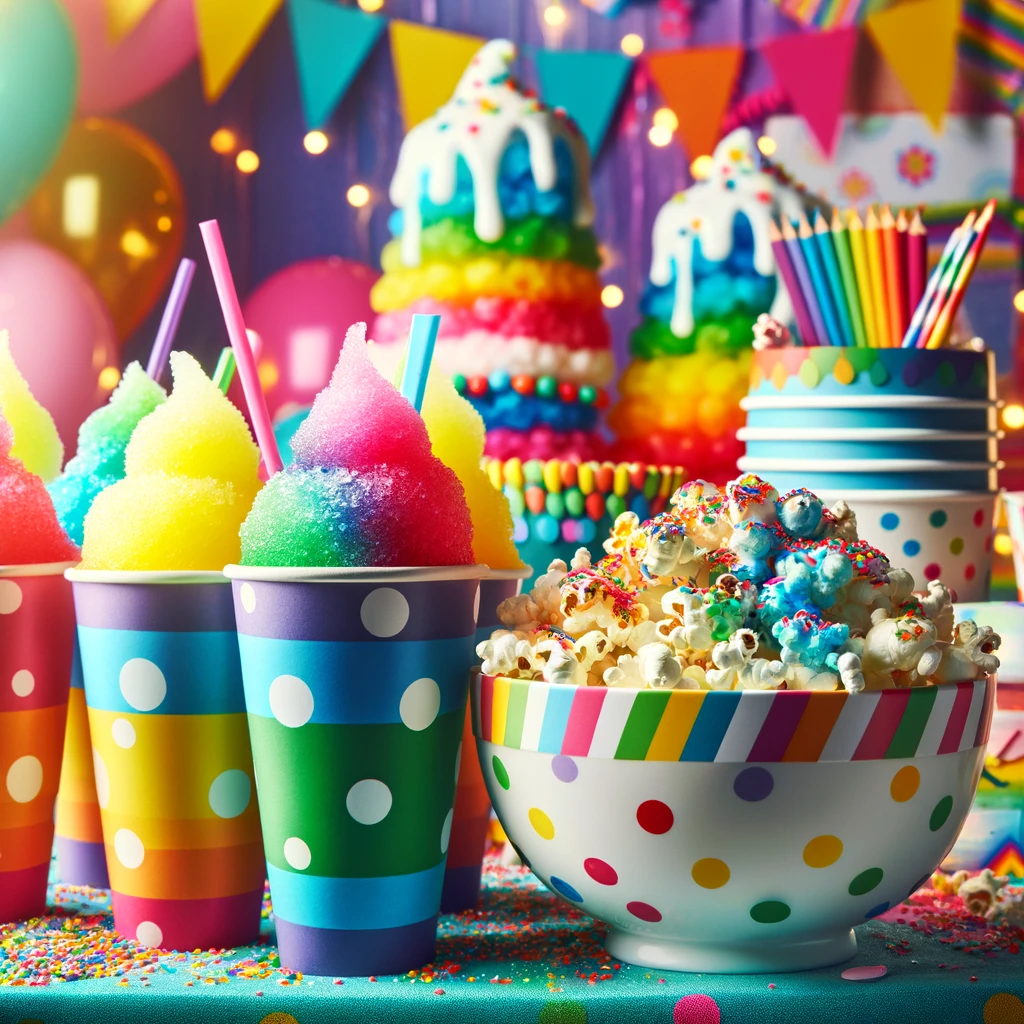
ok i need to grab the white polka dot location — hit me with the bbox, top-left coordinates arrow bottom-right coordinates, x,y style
284,836 -> 311,870
239,582 -> 257,614
399,677 -> 440,732
111,718 -> 136,748
119,658 -> 167,712
92,749 -> 110,809
346,778 -> 392,825
208,769 -> 251,819
5,755 -> 42,803
268,674 -> 314,728
441,807 -> 454,854
473,584 -> 481,625
0,579 -> 22,614
136,920 -> 163,948
360,587 -> 410,637
11,669 -> 34,697
114,828 -> 145,869
454,742 -> 463,785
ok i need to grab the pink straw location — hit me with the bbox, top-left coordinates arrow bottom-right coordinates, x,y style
199,220 -> 283,477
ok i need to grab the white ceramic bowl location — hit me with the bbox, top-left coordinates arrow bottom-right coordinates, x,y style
474,674 -> 993,973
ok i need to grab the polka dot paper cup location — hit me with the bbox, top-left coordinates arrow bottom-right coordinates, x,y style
474,674 -> 995,973
224,563 -> 485,977
67,570 -> 265,950
0,561 -> 76,924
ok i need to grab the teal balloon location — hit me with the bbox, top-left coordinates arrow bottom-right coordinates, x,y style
0,0 -> 78,223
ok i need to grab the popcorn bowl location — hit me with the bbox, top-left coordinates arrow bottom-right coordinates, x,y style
474,673 -> 995,973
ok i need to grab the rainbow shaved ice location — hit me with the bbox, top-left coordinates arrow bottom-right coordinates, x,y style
80,352 -> 261,570
0,330 -> 64,482
0,411 -> 78,565
48,362 -> 167,546
240,323 -> 474,568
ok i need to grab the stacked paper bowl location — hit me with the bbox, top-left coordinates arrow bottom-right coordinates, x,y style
738,347 -> 998,601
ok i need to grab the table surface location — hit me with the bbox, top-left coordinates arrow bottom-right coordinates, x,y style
2,852 -> 1023,1024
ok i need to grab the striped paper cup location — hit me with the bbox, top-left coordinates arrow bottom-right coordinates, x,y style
474,674 -> 994,973
225,563 -> 484,976
0,561 -> 76,922
67,570 -> 264,950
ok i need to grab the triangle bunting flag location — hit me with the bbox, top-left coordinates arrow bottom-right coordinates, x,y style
105,0 -> 159,42
196,0 -> 284,102
288,0 -> 385,129
647,45 -> 745,160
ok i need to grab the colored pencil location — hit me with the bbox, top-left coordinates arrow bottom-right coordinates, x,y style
781,218 -> 827,346
895,209 -> 910,337
769,219 -> 816,346
901,224 -> 963,347
915,210 -> 977,348
907,210 -> 928,313
831,209 -> 867,348
797,211 -> 841,346
813,210 -> 854,345
865,207 -> 891,347
848,211 -> 879,349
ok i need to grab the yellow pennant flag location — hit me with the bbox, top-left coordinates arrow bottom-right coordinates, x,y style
105,0 -> 159,42
196,0 -> 284,102
389,20 -> 485,131
866,0 -> 963,131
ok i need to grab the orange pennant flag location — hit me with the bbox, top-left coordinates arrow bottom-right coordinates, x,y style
196,0 -> 284,102
866,0 -> 963,131
647,45 -> 744,160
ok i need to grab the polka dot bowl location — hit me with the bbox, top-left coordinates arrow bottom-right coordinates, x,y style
473,673 -> 995,973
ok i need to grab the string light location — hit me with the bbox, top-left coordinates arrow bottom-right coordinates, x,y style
652,108 -> 678,132
347,183 -> 371,207
601,284 -> 624,308
690,154 -> 713,179
156,216 -> 172,232
1014,289 -> 1024,313
98,366 -> 121,390
236,150 -> 260,174
648,125 -> 673,148
994,532 -> 1014,556
620,33 -> 644,57
357,0 -> 383,9
543,3 -> 567,26
258,360 -> 280,391
210,128 -> 237,154
757,136 -> 777,157
1003,404 -> 1024,429
303,130 -> 329,155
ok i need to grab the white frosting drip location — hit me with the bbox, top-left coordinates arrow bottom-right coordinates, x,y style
649,128 -> 802,338
390,39 -> 595,268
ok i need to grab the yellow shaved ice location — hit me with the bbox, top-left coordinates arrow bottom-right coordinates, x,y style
418,368 -> 522,570
81,351 -> 262,570
0,330 -> 63,481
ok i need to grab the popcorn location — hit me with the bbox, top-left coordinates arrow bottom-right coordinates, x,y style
482,474 -> 1001,692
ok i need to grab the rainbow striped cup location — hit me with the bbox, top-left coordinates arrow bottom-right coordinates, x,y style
67,570 -> 264,950
225,563 -> 483,976
0,561 -> 76,923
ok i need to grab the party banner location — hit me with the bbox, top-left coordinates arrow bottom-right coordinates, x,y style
389,21 -> 484,131
960,0 -> 1024,116
195,0 -> 283,101
105,0 -> 159,42
771,0 -> 891,28
288,0 -> 385,129
533,49 -> 634,156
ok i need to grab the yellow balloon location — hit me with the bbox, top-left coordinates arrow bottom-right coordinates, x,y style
28,117 -> 185,340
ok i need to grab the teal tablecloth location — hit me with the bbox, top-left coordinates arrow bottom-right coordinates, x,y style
2,852 -> 1022,1024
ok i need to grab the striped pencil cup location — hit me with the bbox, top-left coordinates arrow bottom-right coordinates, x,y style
67,570 -> 264,950
225,564 -> 483,976
54,636 -> 109,888
0,561 -> 76,923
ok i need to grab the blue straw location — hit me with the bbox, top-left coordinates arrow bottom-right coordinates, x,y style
399,313 -> 441,413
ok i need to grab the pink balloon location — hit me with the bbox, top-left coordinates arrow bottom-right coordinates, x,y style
62,0 -> 197,114
0,240 -> 118,451
243,257 -> 381,420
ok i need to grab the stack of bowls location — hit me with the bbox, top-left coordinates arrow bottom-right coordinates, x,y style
737,347 -> 998,601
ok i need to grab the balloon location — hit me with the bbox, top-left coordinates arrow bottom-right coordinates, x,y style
243,257 -> 381,420
0,0 -> 78,224
62,0 -> 197,114
28,118 -> 186,340
0,240 -> 119,451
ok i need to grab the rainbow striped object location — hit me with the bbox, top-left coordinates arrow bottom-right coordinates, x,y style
772,0 -> 891,29
474,675 -> 994,764
960,0 -> 1024,116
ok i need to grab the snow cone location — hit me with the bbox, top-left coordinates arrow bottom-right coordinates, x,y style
228,324 -> 483,975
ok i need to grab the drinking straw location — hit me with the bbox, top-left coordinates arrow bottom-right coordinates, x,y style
914,210 -> 978,349
901,223 -> 963,347
865,207 -> 891,347
769,219 -> 816,346
907,210 -> 928,312
145,258 -> 196,382
925,199 -> 997,349
212,347 -> 236,394
847,211 -> 879,348
781,218 -> 827,346
830,209 -> 867,348
797,212 -> 841,346
813,210 -> 854,345
399,313 -> 441,413
199,219 -> 283,477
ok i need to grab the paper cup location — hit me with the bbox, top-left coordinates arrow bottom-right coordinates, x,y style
0,561 -> 76,922
67,569 -> 264,950
1001,492 -> 1024,601
54,635 -> 109,888
741,396 -> 995,434
225,563 -> 485,976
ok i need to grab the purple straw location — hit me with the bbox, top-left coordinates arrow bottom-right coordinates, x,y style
146,257 -> 197,382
